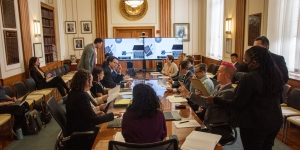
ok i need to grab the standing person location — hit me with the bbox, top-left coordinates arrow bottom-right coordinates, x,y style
161,55 -> 178,77
65,69 -> 120,149
28,57 -> 69,101
230,53 -> 241,72
77,38 -> 103,72
207,46 -> 284,150
122,84 -> 167,143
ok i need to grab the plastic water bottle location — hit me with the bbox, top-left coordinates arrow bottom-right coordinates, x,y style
16,128 -> 23,140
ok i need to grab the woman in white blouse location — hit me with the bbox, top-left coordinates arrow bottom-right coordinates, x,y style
161,55 -> 178,77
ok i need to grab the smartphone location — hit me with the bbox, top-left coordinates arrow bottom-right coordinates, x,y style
175,104 -> 186,109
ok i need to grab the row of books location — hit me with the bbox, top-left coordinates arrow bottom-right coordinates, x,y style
44,46 -> 53,54
45,55 -> 54,63
43,28 -> 54,35
44,37 -> 55,45
41,9 -> 53,19
42,19 -> 54,27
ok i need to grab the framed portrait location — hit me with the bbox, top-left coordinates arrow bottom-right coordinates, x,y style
65,21 -> 76,34
248,13 -> 261,46
225,38 -> 232,54
33,43 -> 43,58
173,23 -> 190,41
81,21 -> 92,34
74,38 -> 84,50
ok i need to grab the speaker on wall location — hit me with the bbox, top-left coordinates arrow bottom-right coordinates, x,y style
156,62 -> 162,72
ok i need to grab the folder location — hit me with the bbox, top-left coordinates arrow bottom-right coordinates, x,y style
114,99 -> 132,107
181,131 -> 221,150
190,79 -> 210,96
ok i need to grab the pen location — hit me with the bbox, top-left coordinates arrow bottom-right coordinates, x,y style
179,121 -> 189,124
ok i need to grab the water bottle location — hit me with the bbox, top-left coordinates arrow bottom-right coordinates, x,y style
16,128 -> 23,140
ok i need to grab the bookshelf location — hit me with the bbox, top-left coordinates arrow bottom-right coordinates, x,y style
41,3 -> 56,63
192,54 -> 202,65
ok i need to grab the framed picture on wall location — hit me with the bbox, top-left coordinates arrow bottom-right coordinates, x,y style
225,38 -> 232,54
33,43 -> 43,58
173,23 -> 190,41
74,37 -> 84,50
65,21 -> 76,34
81,21 -> 92,34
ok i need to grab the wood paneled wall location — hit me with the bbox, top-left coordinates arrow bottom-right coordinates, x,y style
95,0 -> 108,65
159,0 -> 171,37
235,0 -> 246,64
202,56 -> 222,66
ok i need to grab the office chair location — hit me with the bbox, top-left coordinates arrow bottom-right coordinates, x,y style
60,66 -> 66,75
3,86 -> 14,98
281,84 -> 291,107
47,97 -> 94,150
233,72 -> 246,83
64,64 -> 70,73
207,63 -> 216,73
209,123 -> 238,145
25,78 -> 53,98
108,138 -> 178,150
212,65 -> 220,75
55,68 -> 62,77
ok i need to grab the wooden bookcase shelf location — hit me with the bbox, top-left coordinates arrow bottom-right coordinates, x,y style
192,54 -> 202,65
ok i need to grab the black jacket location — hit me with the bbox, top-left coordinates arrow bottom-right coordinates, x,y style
29,68 -> 47,89
101,66 -> 124,88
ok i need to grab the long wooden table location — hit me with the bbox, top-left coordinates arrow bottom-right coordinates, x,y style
92,78 -> 223,150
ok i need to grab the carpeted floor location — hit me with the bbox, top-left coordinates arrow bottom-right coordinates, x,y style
5,100 -> 291,150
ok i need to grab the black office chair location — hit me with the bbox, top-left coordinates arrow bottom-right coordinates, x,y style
209,123 -> 238,146
233,72 -> 246,83
25,78 -> 53,98
212,65 -> 220,75
207,63 -> 216,73
55,68 -> 62,77
108,138 -> 178,150
282,84 -> 291,104
3,86 -> 14,98
60,66 -> 66,75
12,81 -> 28,99
47,97 -> 94,150
64,64 -> 70,73
210,78 -> 220,87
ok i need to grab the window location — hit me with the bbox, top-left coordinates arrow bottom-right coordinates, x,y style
206,0 -> 224,59
267,0 -> 300,72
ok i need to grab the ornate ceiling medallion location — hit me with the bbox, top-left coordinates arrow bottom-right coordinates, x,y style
119,0 -> 148,21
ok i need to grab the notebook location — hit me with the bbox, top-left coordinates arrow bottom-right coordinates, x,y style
190,79 -> 210,96
172,120 -> 201,128
114,99 -> 132,107
181,131 -> 222,150
163,111 -> 182,121
107,119 -> 122,128
9,92 -> 29,106
46,76 -> 56,82
167,95 -> 187,103
114,132 -> 125,142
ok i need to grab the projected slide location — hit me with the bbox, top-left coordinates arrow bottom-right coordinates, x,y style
144,38 -> 183,60
104,38 -> 144,60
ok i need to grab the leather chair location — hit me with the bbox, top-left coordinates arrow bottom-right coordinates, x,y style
207,63 -> 216,73
212,65 -> 220,75
108,138 -> 178,150
12,81 -> 44,106
25,78 -> 53,99
281,84 -> 291,107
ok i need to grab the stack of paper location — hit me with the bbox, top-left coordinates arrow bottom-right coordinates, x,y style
114,99 -> 132,106
114,132 -> 125,142
119,92 -> 133,95
172,120 -> 200,128
167,95 -> 187,103
181,131 -> 221,150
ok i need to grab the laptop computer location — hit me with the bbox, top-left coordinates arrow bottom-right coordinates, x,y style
163,111 -> 182,121
9,92 -> 30,106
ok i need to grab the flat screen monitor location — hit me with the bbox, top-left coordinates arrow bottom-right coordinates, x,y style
144,38 -> 183,60
104,38 -> 144,60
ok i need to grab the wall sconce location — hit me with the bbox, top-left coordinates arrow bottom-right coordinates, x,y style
226,18 -> 232,34
34,20 -> 41,37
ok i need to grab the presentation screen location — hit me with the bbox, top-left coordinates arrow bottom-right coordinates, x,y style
104,38 -> 144,60
144,38 -> 183,60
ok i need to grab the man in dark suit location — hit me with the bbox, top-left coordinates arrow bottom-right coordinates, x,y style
230,53 -> 241,72
167,60 -> 194,93
179,62 -> 236,141
253,36 -> 289,83
101,56 -> 131,88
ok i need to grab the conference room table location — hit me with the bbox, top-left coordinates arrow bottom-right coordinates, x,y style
92,74 -> 223,150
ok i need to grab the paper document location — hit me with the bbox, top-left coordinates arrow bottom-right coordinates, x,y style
167,95 -> 187,103
173,120 -> 201,128
114,132 -> 125,142
181,131 -> 221,150
119,92 -> 133,95
114,99 -> 132,105
108,85 -> 120,96
46,76 -> 55,82
190,79 -> 210,96
107,94 -> 119,103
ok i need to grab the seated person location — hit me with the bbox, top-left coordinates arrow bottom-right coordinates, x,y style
167,60 -> 193,93
28,57 -> 69,101
101,53 -> 112,69
161,55 -> 178,77
0,85 -> 28,134
179,62 -> 236,141
91,67 -> 109,97
172,53 -> 186,81
101,56 -> 131,88
65,69 -> 121,149
190,63 -> 214,94
185,55 -> 195,74
230,53 -> 241,72
122,84 -> 167,143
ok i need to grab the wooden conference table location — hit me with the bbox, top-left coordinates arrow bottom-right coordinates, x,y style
92,76 -> 223,150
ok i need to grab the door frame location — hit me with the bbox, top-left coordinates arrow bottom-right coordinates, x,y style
113,26 -> 155,38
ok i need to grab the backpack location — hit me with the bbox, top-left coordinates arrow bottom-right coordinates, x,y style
34,100 -> 52,124
23,109 -> 43,135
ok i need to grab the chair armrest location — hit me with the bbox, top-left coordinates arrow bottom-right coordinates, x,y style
283,114 -> 300,118
209,122 -> 229,127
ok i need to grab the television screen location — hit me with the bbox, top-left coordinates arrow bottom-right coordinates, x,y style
104,38 -> 144,60
144,38 -> 183,60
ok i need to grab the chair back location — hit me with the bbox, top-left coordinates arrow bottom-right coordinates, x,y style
108,139 -> 178,150
287,88 -> 300,110
282,84 -> 291,103
50,70 -> 56,76
3,86 -> 14,98
25,78 -> 37,92
64,64 -> 70,73
47,97 -> 68,136
212,65 -> 220,75
234,72 -> 246,83
12,81 -> 28,98
211,78 -> 220,87
207,63 -> 216,73
55,68 -> 62,77
60,66 -> 66,75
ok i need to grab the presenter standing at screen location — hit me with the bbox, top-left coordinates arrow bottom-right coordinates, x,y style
77,38 -> 103,72
161,55 -> 178,77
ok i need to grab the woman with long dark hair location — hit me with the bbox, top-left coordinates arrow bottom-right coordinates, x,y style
122,84 -> 167,143
207,46 -> 284,149
90,67 -> 109,97
28,57 -> 69,100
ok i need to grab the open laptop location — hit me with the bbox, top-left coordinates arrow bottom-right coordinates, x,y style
163,111 -> 182,121
9,92 -> 30,106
